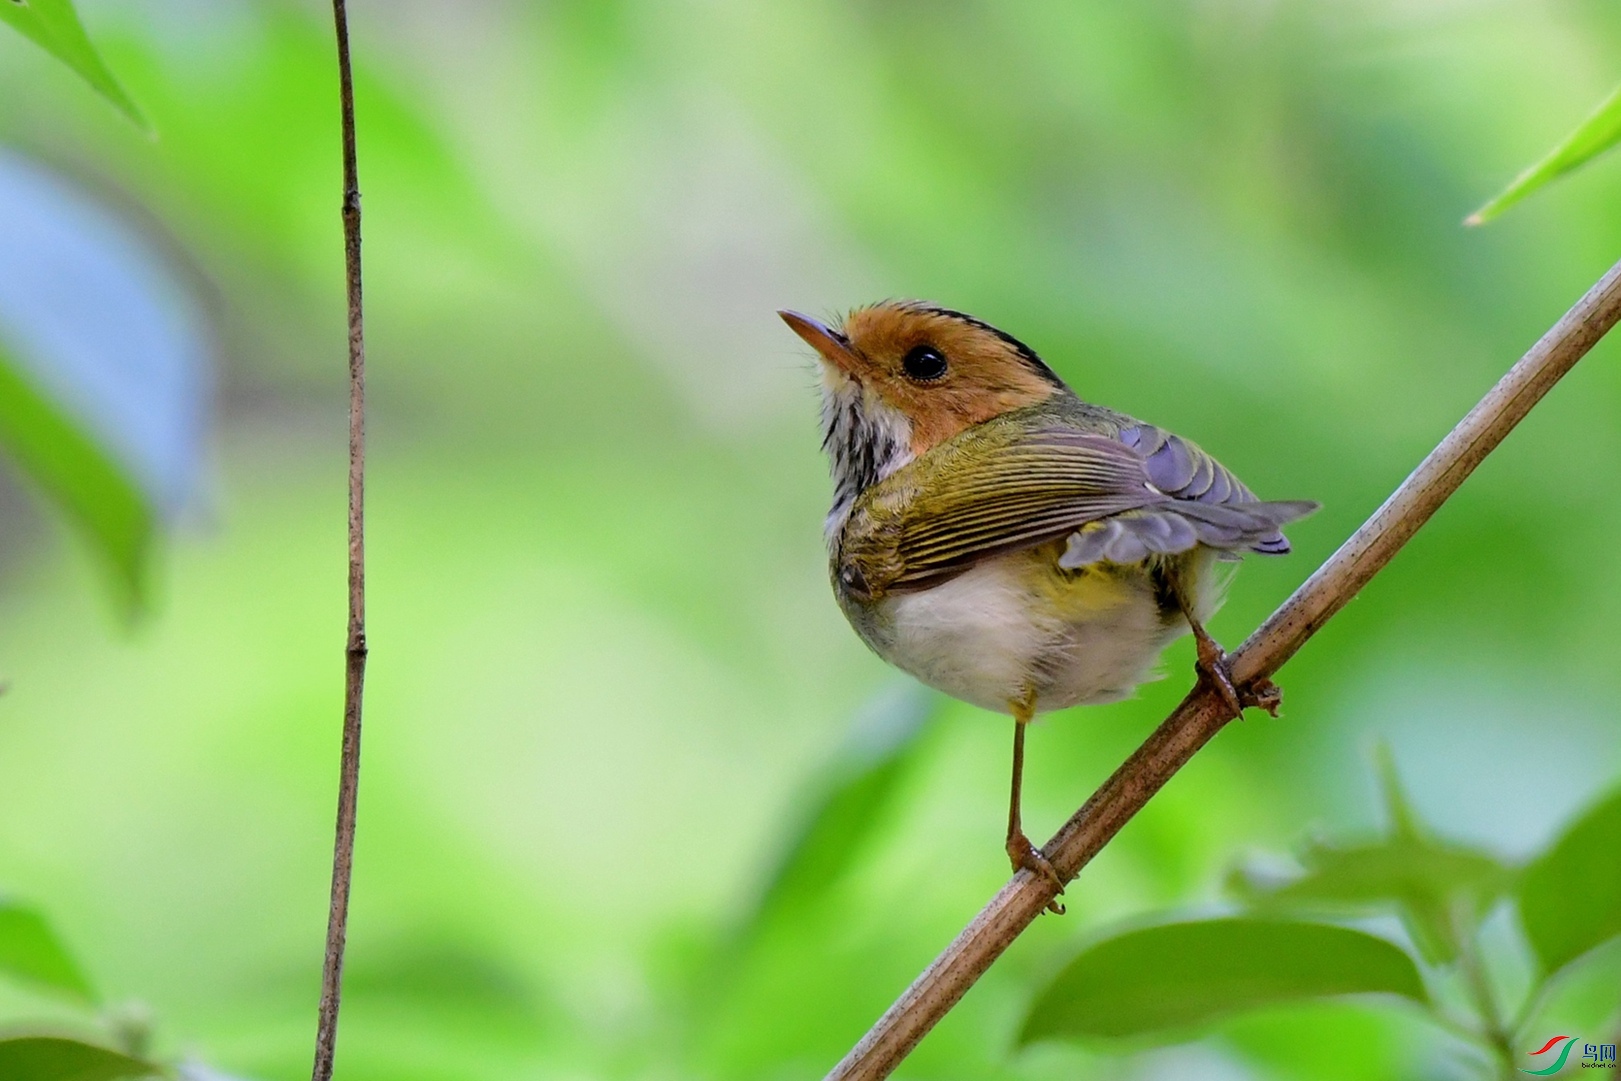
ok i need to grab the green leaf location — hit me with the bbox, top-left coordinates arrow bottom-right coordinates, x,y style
1233,843 -> 1509,914
0,901 -> 96,1002
0,1036 -> 158,1080
1518,786 -> 1621,975
744,684 -> 936,929
1019,918 -> 1427,1046
0,344 -> 153,615
1232,836 -> 1511,966
1466,81 -> 1621,225
1233,746 -> 1512,965
1372,741 -> 1422,844
0,0 -> 146,128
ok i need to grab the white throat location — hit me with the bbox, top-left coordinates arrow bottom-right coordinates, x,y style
819,369 -> 914,546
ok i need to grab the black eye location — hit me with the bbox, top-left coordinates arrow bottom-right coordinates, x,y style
902,345 -> 948,381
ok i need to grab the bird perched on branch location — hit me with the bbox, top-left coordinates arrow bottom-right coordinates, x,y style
780,301 -> 1316,912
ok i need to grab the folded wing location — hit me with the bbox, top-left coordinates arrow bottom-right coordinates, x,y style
837,413 -> 1317,599
1115,422 -> 1314,555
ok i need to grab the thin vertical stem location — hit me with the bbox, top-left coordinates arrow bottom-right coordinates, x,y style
311,2 -> 367,1079
1451,906 -> 1517,1081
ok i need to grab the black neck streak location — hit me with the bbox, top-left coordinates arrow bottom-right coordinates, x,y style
821,380 -> 911,539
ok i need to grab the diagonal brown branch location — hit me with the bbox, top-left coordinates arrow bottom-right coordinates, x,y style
311,2 -> 368,1079
826,256 -> 1621,1080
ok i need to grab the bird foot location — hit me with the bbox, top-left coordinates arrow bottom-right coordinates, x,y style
1193,633 -> 1281,719
1007,831 -> 1066,915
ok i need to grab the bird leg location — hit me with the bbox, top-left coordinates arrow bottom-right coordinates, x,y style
1167,567 -> 1281,719
1006,693 -> 1065,915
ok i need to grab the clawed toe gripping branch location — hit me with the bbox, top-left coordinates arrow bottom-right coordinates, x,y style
825,256 -> 1621,1081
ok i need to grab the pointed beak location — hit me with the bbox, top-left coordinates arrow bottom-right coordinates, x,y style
779,309 -> 858,373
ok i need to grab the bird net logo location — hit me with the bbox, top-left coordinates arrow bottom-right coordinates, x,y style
1521,1036 -> 1617,1073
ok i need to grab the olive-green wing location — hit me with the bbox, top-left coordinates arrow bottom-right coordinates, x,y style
837,424 -> 1158,597
837,418 -> 1319,599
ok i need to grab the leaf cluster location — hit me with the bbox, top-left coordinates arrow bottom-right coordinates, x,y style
1016,747 -> 1621,1079
0,897 -> 161,1079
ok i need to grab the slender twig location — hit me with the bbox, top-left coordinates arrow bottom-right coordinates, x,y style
1458,948 -> 1516,1081
826,256 -> 1621,1080
311,2 -> 367,1080
1444,901 -> 1517,1081
1509,971 -> 1554,1038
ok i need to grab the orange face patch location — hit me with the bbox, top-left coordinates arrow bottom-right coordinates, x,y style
827,302 -> 1064,454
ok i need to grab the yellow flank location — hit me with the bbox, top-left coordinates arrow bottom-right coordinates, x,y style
1023,540 -> 1151,620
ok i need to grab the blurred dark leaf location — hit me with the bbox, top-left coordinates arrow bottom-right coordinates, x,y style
1233,746 -> 1512,965
0,900 -> 96,1003
1518,786 -> 1621,976
0,1036 -> 158,1080
1467,82 -> 1621,225
0,345 -> 152,615
1019,918 -> 1426,1046
0,0 -> 145,127
745,684 -> 936,929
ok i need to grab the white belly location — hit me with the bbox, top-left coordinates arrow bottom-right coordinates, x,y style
844,548 -> 1203,715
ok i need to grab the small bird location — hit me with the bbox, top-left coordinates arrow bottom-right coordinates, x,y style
780,301 -> 1316,910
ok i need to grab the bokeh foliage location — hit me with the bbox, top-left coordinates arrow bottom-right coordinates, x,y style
0,1 -> 1619,1079
0,0 -> 144,126
1017,757 -> 1621,1080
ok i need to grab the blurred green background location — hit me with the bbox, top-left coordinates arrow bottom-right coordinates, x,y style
1,1 -> 1619,1078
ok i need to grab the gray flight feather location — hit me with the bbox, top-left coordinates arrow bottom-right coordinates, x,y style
1058,498 -> 1318,570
